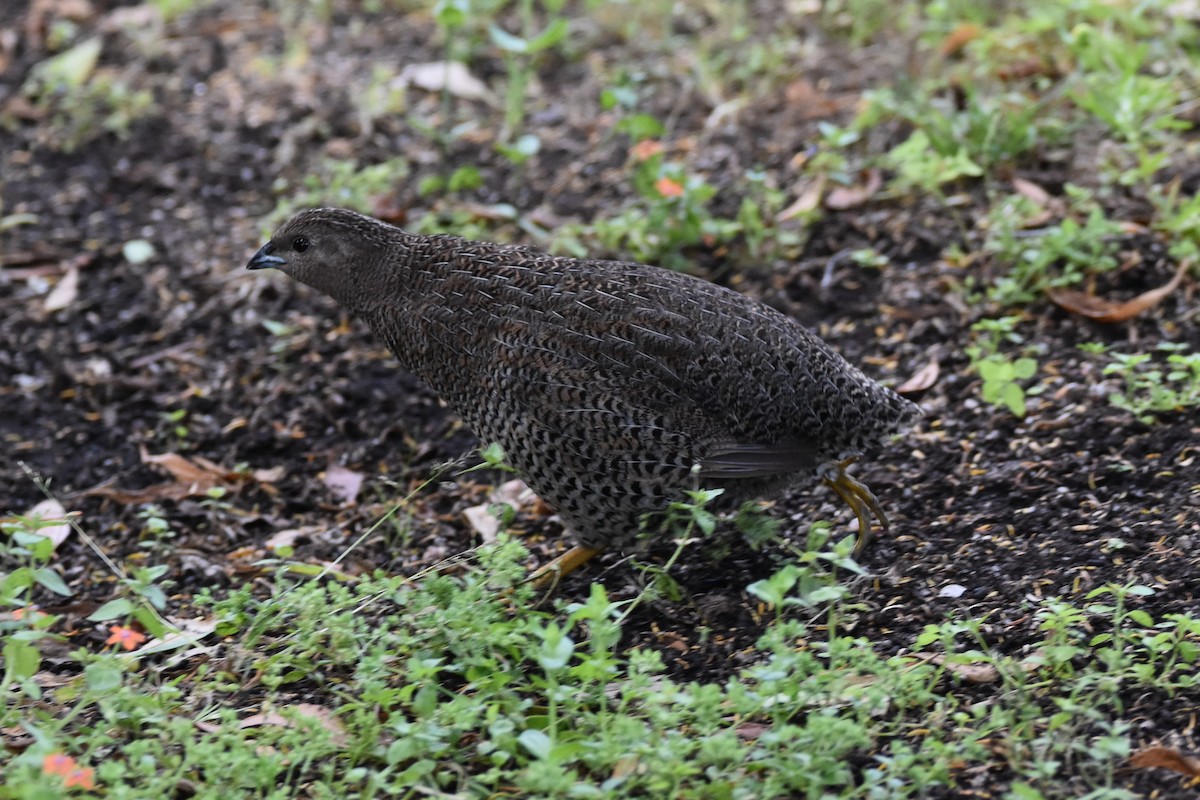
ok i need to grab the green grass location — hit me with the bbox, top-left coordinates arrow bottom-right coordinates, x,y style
4,520 -> 1196,798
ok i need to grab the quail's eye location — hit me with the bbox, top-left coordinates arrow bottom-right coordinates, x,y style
293,236 -> 310,252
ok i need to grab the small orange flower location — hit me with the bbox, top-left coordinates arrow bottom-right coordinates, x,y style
105,625 -> 147,651
655,177 -> 685,198
43,753 -> 76,776
630,139 -> 663,161
64,766 -> 96,790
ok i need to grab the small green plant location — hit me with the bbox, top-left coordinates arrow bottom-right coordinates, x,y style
14,36 -> 154,152
1067,25 -> 1187,185
488,0 -> 570,140
1,510 -> 73,698
806,121 -> 859,184
137,505 -> 175,542
966,316 -> 1039,417
1148,182 -> 1200,263
746,521 -> 864,620
862,84 -> 1049,187
269,157 -> 409,225
261,318 -> 301,362
882,128 -> 983,195
162,408 -> 189,442
1,513 -> 74,609
1099,344 -> 1200,423
735,169 -> 804,262
984,187 -> 1125,305
554,129 -> 748,269
86,563 -> 172,637
150,0 -> 208,22
417,165 -> 485,197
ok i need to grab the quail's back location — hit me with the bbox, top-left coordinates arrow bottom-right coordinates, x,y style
248,208 -> 920,572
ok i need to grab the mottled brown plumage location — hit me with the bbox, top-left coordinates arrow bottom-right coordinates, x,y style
248,207 -> 920,579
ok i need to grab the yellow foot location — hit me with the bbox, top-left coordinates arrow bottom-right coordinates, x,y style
821,458 -> 889,554
526,544 -> 603,592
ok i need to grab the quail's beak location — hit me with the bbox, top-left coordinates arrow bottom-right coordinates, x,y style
247,242 -> 287,270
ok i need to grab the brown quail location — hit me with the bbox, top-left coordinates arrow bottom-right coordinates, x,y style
248,208 -> 920,582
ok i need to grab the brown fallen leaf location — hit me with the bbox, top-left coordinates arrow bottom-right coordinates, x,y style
825,169 -> 882,211
896,359 -> 939,394
912,652 -> 1000,684
232,704 -> 348,747
610,754 -> 640,780
777,175 -> 826,222
463,479 -> 537,542
1009,177 -> 1061,227
142,448 -> 229,488
252,465 -> 285,484
913,651 -> 1046,683
264,526 -> 323,552
11,498 -> 73,549
940,23 -> 982,57
1129,746 -> 1200,778
736,722 -> 770,740
783,79 -> 845,119
84,448 -> 243,504
323,463 -> 364,505
43,264 -> 79,312
1047,260 -> 1190,323
1012,177 -> 1051,207
399,61 -> 496,104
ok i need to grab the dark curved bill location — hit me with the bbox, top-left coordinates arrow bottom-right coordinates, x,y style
247,242 -> 286,270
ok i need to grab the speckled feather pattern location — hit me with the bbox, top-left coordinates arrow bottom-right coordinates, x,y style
268,208 -> 921,550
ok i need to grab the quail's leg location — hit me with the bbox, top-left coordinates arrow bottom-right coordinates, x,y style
821,458 -> 889,554
526,544 -> 603,590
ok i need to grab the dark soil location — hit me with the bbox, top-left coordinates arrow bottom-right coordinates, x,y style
2,1 -> 1198,796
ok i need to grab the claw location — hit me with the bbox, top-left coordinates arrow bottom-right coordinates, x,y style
821,458 -> 888,554
526,544 -> 602,592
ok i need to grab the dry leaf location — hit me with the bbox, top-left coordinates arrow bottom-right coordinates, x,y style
997,57 -> 1056,82
911,652 -> 999,683
939,23 -> 981,57
1012,177 -> 1051,206
236,704 -> 347,746
1047,260 -> 1189,323
323,463 -> 363,505
1129,746 -> 1200,777
736,722 -> 769,740
914,651 -> 1045,683
464,504 -> 501,541
252,465 -> 285,483
139,617 -> 218,656
494,479 -> 535,507
610,754 -> 640,779
1010,177 -> 1059,227
85,448 -> 241,503
463,479 -> 536,542
19,498 -> 72,549
43,264 -> 79,311
945,662 -> 1000,683
783,79 -> 844,119
142,448 -> 228,489
777,175 -> 826,222
825,169 -> 882,210
399,61 -> 495,104
896,359 -> 939,394
264,526 -> 320,552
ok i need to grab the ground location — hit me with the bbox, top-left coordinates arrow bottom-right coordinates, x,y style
2,0 -> 1199,796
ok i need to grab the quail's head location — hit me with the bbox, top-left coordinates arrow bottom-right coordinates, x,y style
247,208 -> 393,312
